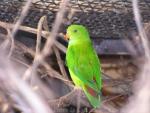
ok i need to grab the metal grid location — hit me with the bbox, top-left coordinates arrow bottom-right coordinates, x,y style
0,0 -> 150,38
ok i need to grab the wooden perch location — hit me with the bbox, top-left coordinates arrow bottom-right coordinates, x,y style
48,89 -> 118,113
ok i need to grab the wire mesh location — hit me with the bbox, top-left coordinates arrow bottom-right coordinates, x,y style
0,0 -> 150,38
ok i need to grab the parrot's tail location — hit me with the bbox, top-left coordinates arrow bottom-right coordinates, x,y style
83,84 -> 101,108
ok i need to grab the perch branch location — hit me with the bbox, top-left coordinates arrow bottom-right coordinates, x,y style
48,88 -> 118,113
48,89 -> 91,110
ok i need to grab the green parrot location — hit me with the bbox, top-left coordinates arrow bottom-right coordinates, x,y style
65,25 -> 102,108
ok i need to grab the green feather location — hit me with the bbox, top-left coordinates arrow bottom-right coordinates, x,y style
66,25 -> 102,108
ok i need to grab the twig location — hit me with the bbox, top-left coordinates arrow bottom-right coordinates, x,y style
38,16 -> 69,80
48,88 -> 119,113
36,16 -> 46,55
0,21 -> 67,53
53,46 -> 68,79
6,0 -> 32,58
12,0 -> 32,37
40,0 -> 68,58
102,94 -> 125,104
36,15 -> 71,86
7,29 -> 15,58
48,88 -> 91,110
41,61 -> 73,88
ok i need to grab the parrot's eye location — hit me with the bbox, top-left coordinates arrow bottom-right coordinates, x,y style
73,29 -> 78,33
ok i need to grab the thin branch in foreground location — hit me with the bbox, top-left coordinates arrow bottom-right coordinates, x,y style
5,0 -> 32,58
7,29 -> 15,58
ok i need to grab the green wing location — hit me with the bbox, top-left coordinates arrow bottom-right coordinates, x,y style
66,43 -> 102,92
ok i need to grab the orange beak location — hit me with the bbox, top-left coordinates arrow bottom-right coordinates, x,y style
64,34 -> 69,40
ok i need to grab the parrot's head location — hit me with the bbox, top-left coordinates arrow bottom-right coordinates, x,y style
65,25 -> 90,42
